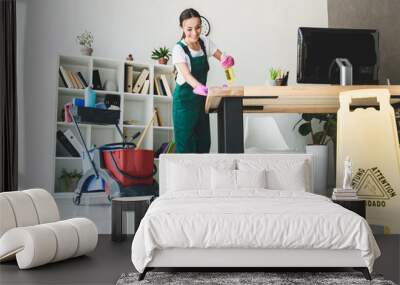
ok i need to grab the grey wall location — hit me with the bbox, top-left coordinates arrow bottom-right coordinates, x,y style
328,0 -> 400,84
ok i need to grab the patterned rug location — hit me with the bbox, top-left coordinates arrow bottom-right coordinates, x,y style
116,271 -> 396,285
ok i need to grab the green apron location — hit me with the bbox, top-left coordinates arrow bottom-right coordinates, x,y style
173,41 -> 210,153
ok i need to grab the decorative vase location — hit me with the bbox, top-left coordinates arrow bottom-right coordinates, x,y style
158,58 -> 167,65
80,47 -> 93,56
306,145 -> 328,196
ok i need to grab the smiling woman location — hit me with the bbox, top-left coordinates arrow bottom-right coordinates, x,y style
172,8 -> 235,153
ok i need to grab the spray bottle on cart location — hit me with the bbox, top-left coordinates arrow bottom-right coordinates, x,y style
84,86 -> 97,107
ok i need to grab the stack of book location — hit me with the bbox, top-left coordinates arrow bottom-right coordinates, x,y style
59,66 -> 88,89
332,188 -> 359,200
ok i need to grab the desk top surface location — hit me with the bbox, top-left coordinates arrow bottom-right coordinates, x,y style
205,85 -> 400,113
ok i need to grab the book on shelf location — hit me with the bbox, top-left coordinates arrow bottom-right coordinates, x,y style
333,192 -> 357,197
125,64 -> 134,93
154,77 -> 161,95
332,188 -> 359,200
132,69 -> 149,93
77,72 -> 88,88
92,70 -> 103,90
160,74 -> 172,96
56,130 -> 80,157
166,142 -> 175,153
158,77 -> 166,95
154,107 -> 162,126
332,195 -> 360,201
59,66 -> 74,88
160,142 -> 169,154
68,70 -> 79,89
333,188 -> 357,193
155,142 -> 176,158
64,129 -> 84,155
59,69 -> 68,88
56,140 -> 72,157
72,72 -> 84,89
140,80 -> 150,95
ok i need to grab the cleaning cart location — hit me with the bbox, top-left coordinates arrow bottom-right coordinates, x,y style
70,106 -> 158,205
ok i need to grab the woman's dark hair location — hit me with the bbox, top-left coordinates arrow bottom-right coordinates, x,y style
179,8 -> 201,39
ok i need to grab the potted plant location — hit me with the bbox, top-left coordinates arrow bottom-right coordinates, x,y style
59,169 -> 82,192
293,113 -> 337,196
76,30 -> 94,56
268,68 -> 289,86
151,46 -> 171,65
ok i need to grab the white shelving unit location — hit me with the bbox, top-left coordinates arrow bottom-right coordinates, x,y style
52,55 -> 175,195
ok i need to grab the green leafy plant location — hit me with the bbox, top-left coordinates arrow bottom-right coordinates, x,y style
151,46 -> 171,61
293,114 -> 337,145
59,169 -> 82,192
269,68 -> 288,80
76,30 -> 94,48
269,68 -> 279,80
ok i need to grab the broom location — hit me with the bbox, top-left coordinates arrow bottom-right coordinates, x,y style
135,110 -> 157,150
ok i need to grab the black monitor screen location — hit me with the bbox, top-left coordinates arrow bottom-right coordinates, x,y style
297,27 -> 379,84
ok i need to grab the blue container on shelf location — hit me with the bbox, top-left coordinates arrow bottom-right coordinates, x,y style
84,87 -> 96,108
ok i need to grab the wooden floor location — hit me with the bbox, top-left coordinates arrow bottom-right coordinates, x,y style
0,235 -> 398,285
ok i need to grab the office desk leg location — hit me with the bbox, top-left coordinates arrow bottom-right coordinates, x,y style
217,97 -> 244,153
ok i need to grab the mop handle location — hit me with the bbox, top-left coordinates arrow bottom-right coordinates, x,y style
135,111 -> 157,150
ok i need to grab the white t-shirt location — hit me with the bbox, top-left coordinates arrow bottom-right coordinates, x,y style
172,35 -> 217,85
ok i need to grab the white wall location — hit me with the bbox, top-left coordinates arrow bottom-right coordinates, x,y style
16,0 -> 328,191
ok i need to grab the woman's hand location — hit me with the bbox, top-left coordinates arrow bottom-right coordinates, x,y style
193,84 -> 208,96
220,55 -> 235,69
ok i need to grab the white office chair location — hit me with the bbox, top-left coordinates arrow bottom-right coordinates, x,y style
244,116 -> 294,153
0,188 -> 98,269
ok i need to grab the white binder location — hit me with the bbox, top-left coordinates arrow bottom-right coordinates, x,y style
64,129 -> 84,156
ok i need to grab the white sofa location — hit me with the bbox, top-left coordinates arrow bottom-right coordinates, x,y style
0,188 -> 98,269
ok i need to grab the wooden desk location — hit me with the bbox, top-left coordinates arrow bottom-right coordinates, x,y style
206,85 -> 400,153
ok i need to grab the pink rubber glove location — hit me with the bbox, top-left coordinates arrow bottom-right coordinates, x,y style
193,85 -> 208,96
220,55 -> 235,69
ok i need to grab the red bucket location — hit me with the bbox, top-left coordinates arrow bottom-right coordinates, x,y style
103,148 -> 155,187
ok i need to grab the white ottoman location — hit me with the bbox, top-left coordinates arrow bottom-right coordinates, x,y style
0,189 -> 98,269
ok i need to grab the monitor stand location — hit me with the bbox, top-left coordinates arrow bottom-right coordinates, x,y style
335,58 -> 353,86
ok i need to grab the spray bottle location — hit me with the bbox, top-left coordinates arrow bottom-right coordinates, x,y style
224,66 -> 236,85
84,85 -> 96,108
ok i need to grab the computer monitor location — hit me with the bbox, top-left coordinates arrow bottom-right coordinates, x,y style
297,27 -> 379,84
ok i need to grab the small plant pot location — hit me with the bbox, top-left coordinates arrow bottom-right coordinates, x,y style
269,79 -> 285,86
59,177 -> 80,192
80,47 -> 93,56
158,58 -> 168,65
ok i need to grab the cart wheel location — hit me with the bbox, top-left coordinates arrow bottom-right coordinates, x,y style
73,195 -> 81,205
